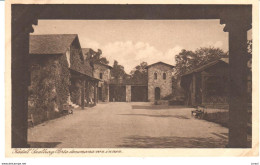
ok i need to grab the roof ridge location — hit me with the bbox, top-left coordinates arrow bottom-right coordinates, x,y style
145,61 -> 175,69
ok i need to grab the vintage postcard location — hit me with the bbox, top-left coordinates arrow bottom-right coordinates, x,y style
5,0 -> 259,157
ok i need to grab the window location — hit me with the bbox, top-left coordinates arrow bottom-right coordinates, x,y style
163,73 -> 166,80
154,72 -> 157,80
100,73 -> 103,79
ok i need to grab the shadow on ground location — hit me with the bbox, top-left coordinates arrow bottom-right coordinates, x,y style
117,135 -> 228,148
132,105 -> 190,110
118,114 -> 190,119
28,141 -> 61,148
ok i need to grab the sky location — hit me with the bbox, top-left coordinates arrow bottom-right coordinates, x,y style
32,20 -> 234,73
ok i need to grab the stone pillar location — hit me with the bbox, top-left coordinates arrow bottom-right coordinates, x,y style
221,13 -> 251,147
11,19 -> 38,148
11,4 -> 43,147
12,30 -> 30,148
11,6 -> 45,147
11,9 -> 39,147
81,79 -> 85,109
126,85 -> 131,102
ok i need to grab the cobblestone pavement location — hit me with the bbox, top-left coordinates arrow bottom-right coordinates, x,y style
28,102 -> 229,148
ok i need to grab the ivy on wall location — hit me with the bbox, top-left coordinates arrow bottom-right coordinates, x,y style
70,78 -> 82,105
69,39 -> 87,105
55,54 -> 71,108
70,39 -> 93,77
28,55 -> 70,124
28,37 -> 95,125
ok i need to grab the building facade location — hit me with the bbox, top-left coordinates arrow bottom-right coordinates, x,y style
145,62 -> 174,102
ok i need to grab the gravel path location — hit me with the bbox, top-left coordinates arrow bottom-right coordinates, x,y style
28,102 -> 228,148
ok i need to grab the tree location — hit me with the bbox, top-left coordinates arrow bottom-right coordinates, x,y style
111,60 -> 127,79
130,62 -> 148,84
174,49 -> 196,78
85,49 -> 109,65
174,47 -> 228,79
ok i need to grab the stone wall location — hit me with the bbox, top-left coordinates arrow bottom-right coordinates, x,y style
93,64 -> 111,82
93,64 -> 111,102
147,64 -> 173,102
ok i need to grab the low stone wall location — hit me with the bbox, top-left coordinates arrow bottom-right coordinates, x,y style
203,103 -> 229,110
154,100 -> 169,105
203,110 -> 229,127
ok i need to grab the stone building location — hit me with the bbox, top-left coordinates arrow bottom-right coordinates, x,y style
145,62 -> 174,102
93,62 -> 113,102
106,61 -> 174,103
29,34 -> 99,124
82,48 -> 113,102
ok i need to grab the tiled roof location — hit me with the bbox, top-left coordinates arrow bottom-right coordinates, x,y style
94,62 -> 113,69
29,34 -> 78,55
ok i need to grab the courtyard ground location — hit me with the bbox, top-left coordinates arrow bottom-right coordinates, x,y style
28,102 -> 229,148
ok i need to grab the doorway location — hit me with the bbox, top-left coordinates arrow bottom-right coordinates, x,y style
155,87 -> 160,100
98,87 -> 102,101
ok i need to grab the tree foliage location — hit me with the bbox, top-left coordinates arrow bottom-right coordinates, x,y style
129,62 -> 148,84
85,49 -> 109,65
174,47 -> 228,79
111,60 -> 128,80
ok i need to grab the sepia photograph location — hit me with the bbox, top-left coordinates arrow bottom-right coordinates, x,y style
4,0 -> 259,157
